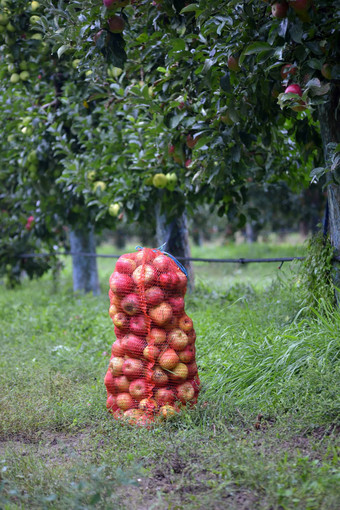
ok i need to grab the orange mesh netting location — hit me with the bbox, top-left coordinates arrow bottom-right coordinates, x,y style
104,247 -> 200,426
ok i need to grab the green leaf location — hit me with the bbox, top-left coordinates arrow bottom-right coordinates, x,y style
180,3 -> 200,13
239,42 -> 271,65
57,44 -> 71,59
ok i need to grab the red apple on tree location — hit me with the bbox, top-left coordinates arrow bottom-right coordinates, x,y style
227,55 -> 241,72
186,133 -> 199,149
108,15 -> 125,33
280,63 -> 297,80
284,84 -> 306,111
271,1 -> 288,18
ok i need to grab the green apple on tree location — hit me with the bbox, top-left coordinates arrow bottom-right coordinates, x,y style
108,203 -> 120,217
152,173 -> 167,188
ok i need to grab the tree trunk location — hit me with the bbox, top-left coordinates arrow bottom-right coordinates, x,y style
69,224 -> 100,295
318,83 -> 340,303
155,201 -> 194,292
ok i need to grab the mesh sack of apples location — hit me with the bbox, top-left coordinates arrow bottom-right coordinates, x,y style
104,247 -> 200,426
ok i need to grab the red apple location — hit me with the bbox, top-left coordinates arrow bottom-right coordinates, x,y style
143,344 -> 160,361
159,404 -> 177,420
151,366 -> 169,386
132,264 -> 156,287
116,392 -> 134,410
288,0 -> 310,11
122,357 -> 144,379
106,394 -> 118,412
281,63 -> 297,80
115,255 -> 136,275
175,270 -> 187,290
114,375 -> 130,392
108,15 -> 125,33
139,398 -> 158,412
129,378 -> 148,401
177,382 -> 195,404
110,292 -> 121,309
104,370 -> 117,394
149,302 -> 173,326
123,408 -> 145,425
178,344 -> 195,363
130,314 -> 149,335
227,55 -> 240,72
168,296 -> 185,314
147,327 -> 167,345
108,304 -> 118,318
186,134 -> 199,149
168,362 -> 189,382
271,1 -> 288,18
164,315 -> 179,331
109,356 -> 124,376
145,286 -> 164,306
321,63 -> 332,80
122,334 -> 145,358
187,361 -> 198,378
158,272 -> 176,289
167,328 -> 189,351
178,314 -> 193,332
109,272 -> 134,296
121,293 -> 140,316
187,329 -> 196,344
153,254 -> 170,272
159,348 -> 179,370
112,312 -> 129,330
111,339 -> 125,357
285,84 -> 303,96
284,84 -> 306,111
103,0 -> 130,8
154,388 -> 175,406
136,249 -> 156,266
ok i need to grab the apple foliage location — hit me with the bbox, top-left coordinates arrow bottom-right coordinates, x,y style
40,0 -> 340,285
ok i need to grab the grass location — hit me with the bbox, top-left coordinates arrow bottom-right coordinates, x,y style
0,239 -> 339,509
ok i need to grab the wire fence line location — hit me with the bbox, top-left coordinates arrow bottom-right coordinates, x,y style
17,252 -> 340,264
